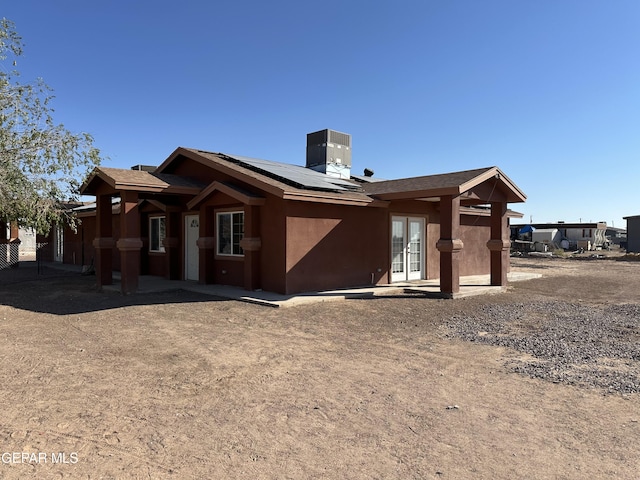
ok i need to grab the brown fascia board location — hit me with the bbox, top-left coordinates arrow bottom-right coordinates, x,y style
457,167 -> 526,203
457,166 -> 499,193
79,168 -> 100,192
120,183 -> 200,195
155,147 -> 188,173
107,183 -> 183,194
79,168 -> 114,194
369,186 -> 462,201
282,191 -> 389,207
493,168 -> 527,203
187,181 -> 266,210
140,199 -> 167,212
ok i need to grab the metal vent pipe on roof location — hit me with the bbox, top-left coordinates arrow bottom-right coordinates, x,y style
130,165 -> 157,172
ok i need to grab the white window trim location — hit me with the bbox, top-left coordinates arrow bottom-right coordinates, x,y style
216,210 -> 244,257
149,215 -> 166,253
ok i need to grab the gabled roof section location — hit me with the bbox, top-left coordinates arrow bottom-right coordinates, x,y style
160,148 -> 361,193
187,181 -> 266,210
363,166 -> 526,203
81,167 -> 205,195
156,147 -> 383,207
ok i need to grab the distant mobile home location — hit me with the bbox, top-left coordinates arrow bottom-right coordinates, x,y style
511,222 -> 607,250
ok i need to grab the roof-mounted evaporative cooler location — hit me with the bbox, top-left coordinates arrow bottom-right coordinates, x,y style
306,129 -> 352,179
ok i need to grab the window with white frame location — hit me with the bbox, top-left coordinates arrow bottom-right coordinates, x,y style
217,211 -> 244,256
149,216 -> 166,252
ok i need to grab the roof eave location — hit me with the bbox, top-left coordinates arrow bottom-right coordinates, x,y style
187,181 -> 266,210
80,166 -> 203,196
369,186 -> 461,201
282,191 -> 389,207
459,167 -> 527,203
80,168 -> 117,195
119,184 -> 201,195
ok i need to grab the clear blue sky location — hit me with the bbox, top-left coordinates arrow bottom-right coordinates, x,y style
4,0 -> 639,228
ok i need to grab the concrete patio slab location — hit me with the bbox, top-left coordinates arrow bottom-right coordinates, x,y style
98,270 -> 542,307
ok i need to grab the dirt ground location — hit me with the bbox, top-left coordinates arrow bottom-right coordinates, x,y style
0,255 -> 639,479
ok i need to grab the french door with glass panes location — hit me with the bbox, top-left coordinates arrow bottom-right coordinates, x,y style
391,216 -> 424,282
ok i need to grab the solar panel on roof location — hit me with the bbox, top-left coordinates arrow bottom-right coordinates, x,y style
222,154 -> 361,192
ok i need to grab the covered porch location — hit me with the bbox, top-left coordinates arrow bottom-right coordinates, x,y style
80,167 -> 204,294
80,167 -> 267,295
364,167 -> 527,297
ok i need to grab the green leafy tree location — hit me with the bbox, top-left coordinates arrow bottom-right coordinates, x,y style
0,18 -> 101,235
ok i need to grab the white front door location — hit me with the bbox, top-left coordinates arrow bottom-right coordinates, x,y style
391,216 -> 424,282
185,215 -> 199,281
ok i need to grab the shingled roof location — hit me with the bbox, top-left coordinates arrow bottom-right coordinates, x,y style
82,149 -> 525,207
81,167 -> 206,195
363,166 -> 526,203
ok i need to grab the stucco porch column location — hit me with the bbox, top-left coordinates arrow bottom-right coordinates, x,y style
163,207 -> 181,280
93,193 -> 114,287
240,205 -> 261,291
436,194 -> 463,296
487,201 -> 510,287
197,205 -> 216,284
116,191 -> 143,294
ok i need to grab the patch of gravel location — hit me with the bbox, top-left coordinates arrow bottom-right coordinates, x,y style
446,301 -> 640,394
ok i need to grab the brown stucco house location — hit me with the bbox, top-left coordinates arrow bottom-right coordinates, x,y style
69,129 -> 526,297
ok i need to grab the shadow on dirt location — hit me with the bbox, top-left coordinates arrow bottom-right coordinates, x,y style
0,265 -> 225,315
